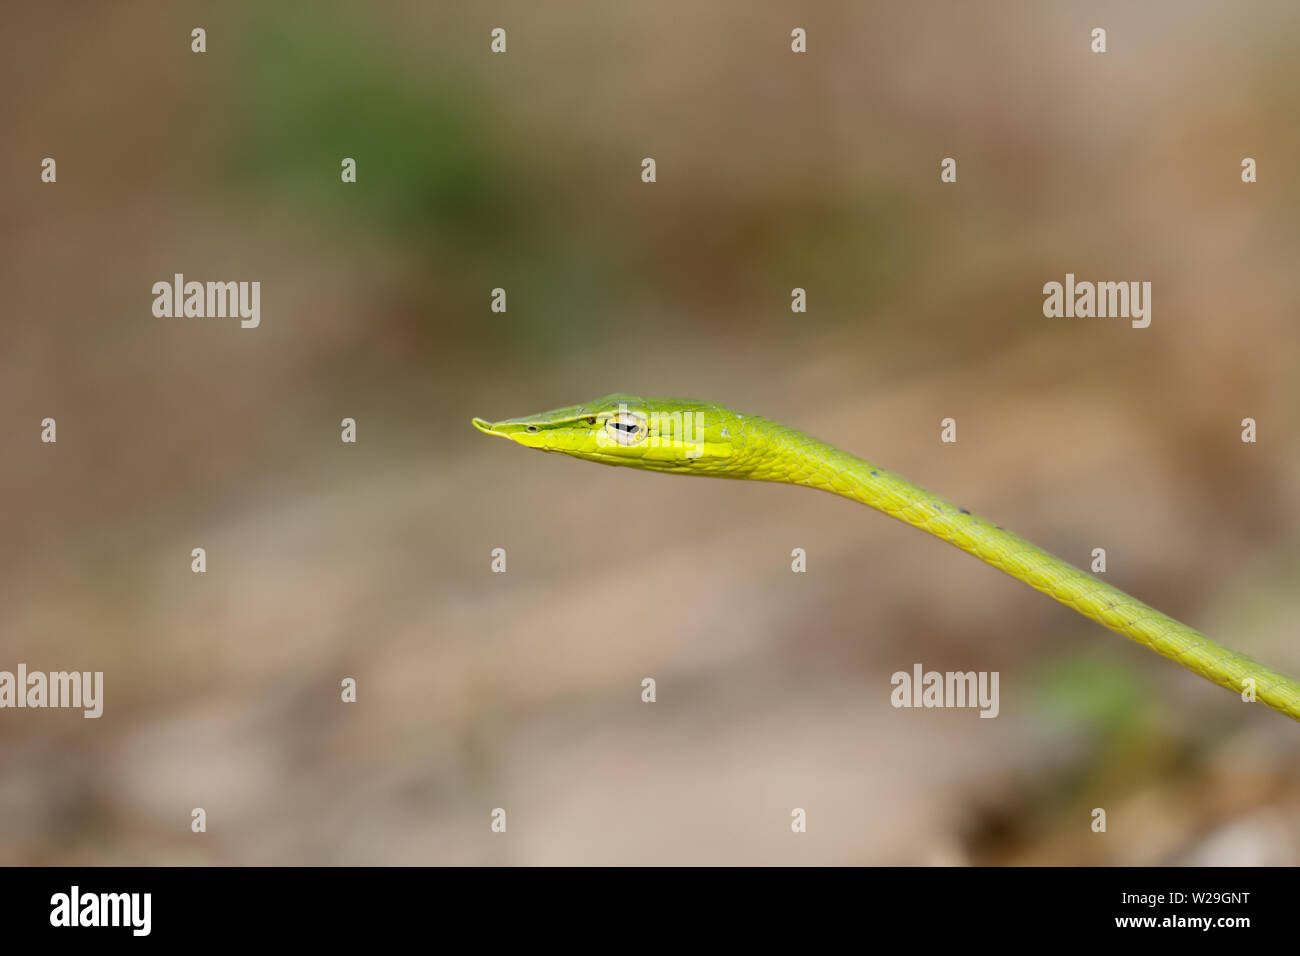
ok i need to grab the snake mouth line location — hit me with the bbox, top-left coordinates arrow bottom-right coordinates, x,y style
471,417 -> 503,436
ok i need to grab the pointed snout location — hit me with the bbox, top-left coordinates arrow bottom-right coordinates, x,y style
471,416 -> 539,442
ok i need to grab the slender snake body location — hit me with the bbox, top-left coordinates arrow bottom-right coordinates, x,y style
474,394 -> 1300,723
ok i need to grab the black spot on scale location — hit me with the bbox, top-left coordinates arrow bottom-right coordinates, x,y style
959,507 -> 971,515
870,470 -> 879,476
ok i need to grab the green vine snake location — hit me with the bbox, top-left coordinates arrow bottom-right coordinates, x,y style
473,394 -> 1300,723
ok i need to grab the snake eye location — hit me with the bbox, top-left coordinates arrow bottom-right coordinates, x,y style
605,411 -> 645,445
526,424 -> 539,433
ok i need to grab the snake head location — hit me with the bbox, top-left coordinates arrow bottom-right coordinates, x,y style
472,394 -> 739,473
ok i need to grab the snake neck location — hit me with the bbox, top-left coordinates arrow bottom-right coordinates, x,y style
740,421 -> 941,519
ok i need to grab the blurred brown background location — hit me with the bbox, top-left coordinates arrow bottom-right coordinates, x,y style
2,1 -> 1299,865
